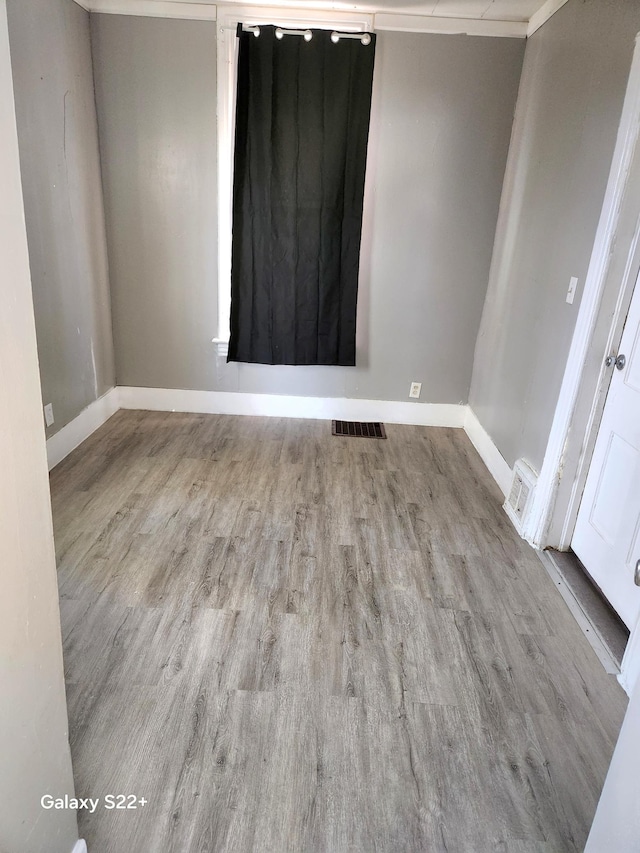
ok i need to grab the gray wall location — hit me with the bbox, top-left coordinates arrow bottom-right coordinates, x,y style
91,17 -> 524,403
470,0 -> 640,471
0,1 -> 78,849
7,0 -> 115,439
90,15 -> 219,393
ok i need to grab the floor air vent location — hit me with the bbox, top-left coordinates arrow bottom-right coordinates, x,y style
332,420 -> 387,439
504,458 -> 537,534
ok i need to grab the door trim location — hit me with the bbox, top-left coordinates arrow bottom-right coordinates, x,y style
523,33 -> 640,694
524,32 -> 640,553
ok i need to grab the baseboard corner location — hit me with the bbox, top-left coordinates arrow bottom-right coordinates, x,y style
46,387 -> 119,471
463,406 -> 512,497
71,840 -> 87,853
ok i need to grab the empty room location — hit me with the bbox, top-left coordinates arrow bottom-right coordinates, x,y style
3,0 -> 640,851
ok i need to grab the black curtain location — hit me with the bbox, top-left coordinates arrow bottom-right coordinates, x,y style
228,25 -> 376,366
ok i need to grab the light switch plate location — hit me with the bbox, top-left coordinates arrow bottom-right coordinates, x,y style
566,276 -> 578,304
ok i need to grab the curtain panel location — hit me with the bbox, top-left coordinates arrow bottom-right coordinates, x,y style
228,25 -> 376,366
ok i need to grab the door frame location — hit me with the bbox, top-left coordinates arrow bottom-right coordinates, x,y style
523,33 -> 640,693
525,32 -> 640,553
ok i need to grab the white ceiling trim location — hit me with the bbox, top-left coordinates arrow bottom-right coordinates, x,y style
72,0 -> 569,37
526,0 -> 570,37
83,0 -> 218,18
374,13 -> 525,38
217,4 -> 371,29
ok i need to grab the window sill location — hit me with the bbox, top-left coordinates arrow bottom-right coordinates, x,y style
212,339 -> 229,358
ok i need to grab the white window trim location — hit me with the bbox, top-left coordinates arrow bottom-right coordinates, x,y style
213,5 -> 374,357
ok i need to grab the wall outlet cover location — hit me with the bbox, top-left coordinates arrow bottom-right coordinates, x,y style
44,403 -> 54,427
409,382 -> 422,399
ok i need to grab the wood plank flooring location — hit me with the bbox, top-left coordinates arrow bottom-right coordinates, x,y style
50,410 -> 628,852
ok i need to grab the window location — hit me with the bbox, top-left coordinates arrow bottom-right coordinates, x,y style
214,7 -> 373,360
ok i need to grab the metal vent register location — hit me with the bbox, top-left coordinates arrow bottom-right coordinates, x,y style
332,421 -> 387,439
504,458 -> 537,533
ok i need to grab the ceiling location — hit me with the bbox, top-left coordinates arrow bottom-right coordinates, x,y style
80,0 -> 568,37
354,0 -> 548,21
166,0 -> 551,23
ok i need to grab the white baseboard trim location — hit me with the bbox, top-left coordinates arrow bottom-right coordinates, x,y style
464,407 -> 512,497
118,386 -> 467,428
43,389 -> 514,499
46,388 -> 119,471
71,840 -> 87,853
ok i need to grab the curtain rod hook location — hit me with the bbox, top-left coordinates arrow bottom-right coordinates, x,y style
331,31 -> 372,46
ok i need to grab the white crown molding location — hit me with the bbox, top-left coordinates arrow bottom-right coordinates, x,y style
216,4 -> 371,28
76,0 -> 534,36
84,0 -> 218,19
526,0 -> 570,37
374,13 -> 526,38
46,388 -> 119,470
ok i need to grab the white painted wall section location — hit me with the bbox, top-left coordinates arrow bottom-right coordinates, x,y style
0,1 -> 80,849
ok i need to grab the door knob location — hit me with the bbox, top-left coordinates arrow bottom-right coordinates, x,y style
635,560 -> 640,587
605,353 -> 626,370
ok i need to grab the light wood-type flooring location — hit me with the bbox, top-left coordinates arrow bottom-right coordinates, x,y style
51,410 -> 628,853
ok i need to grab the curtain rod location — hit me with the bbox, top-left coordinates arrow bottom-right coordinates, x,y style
275,27 -> 313,41
234,25 -> 372,45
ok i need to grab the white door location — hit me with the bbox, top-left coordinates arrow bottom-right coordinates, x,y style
573,274 -> 640,630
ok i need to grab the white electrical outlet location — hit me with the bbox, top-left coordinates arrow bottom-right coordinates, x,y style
409,382 -> 422,399
44,403 -> 54,427
566,276 -> 578,304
